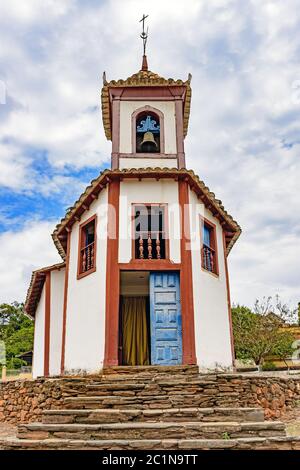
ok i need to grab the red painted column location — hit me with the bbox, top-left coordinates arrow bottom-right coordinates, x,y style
111,96 -> 120,170
60,231 -> 71,374
178,179 -> 196,364
44,271 -> 51,376
104,178 -> 120,366
175,97 -> 186,169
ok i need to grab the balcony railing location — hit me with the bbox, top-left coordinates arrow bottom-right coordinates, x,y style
135,231 -> 166,260
202,245 -> 216,273
80,241 -> 95,273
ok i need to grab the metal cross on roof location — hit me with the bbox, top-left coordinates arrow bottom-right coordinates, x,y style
139,14 -> 149,55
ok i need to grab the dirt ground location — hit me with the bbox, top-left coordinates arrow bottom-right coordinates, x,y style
282,406 -> 300,437
0,423 -> 17,439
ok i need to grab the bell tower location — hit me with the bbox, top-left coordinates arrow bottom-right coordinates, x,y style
101,16 -> 192,170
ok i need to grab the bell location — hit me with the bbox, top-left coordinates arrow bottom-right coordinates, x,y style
141,131 -> 158,151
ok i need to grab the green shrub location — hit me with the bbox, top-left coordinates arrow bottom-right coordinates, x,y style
261,361 -> 277,371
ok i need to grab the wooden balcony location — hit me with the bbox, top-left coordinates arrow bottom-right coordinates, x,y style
134,231 -> 166,260
80,241 -> 95,273
202,245 -> 216,273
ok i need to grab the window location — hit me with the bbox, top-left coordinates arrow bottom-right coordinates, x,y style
136,112 -> 160,153
77,215 -> 97,278
133,204 -> 167,259
201,219 -> 218,275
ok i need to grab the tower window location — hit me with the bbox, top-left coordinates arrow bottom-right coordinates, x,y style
136,112 -> 160,153
201,219 -> 219,275
133,204 -> 167,259
77,215 -> 97,279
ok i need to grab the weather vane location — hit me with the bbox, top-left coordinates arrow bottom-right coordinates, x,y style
139,14 -> 149,55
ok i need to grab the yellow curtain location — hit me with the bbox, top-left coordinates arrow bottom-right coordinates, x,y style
122,297 -> 149,366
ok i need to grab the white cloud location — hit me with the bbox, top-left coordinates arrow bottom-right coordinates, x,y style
0,143 -> 32,190
0,220 -> 61,304
0,0 -> 73,24
0,0 -> 299,307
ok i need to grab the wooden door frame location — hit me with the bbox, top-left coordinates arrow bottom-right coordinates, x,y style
104,177 -> 197,367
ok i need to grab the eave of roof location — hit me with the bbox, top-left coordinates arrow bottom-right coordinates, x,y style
25,262 -> 65,318
17,350 -> 33,358
52,168 -> 241,260
101,69 -> 192,141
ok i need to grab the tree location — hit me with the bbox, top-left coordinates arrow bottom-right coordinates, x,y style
0,302 -> 32,340
272,329 -> 295,370
232,296 -> 297,368
254,295 -> 298,324
0,302 -> 34,370
231,306 -> 258,362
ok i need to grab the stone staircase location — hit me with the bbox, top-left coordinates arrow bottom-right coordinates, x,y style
1,366 -> 300,450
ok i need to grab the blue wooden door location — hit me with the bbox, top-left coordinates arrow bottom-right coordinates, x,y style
149,272 -> 182,365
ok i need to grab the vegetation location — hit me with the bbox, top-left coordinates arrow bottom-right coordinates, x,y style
232,296 -> 297,368
261,361 -> 277,371
0,302 -> 34,370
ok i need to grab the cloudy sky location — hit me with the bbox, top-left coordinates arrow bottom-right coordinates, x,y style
0,0 -> 299,310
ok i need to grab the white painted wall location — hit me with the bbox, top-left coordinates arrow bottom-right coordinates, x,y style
119,158 -> 178,170
119,101 -> 177,155
189,189 -> 233,370
64,189 -> 108,374
32,285 -> 45,378
49,268 -> 65,376
119,179 -> 181,264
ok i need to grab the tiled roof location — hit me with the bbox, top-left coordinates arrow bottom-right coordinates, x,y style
25,262 -> 65,318
52,168 -> 241,260
101,69 -> 192,140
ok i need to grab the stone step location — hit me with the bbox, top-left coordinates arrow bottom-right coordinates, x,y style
64,393 -> 239,409
17,421 -> 286,441
87,378 -> 212,387
102,365 -> 200,375
83,378 -> 216,390
60,377 -> 217,397
43,407 -> 264,424
2,436 -> 300,450
80,383 -> 207,397
64,373 -> 212,387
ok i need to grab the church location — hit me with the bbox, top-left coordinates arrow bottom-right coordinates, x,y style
25,30 -> 241,377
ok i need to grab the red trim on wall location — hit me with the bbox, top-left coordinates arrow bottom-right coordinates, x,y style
104,179 -> 120,366
222,230 -> 236,368
44,271 -> 51,377
175,97 -> 186,168
119,153 -> 177,159
111,98 -> 120,170
119,261 -> 181,271
60,231 -> 71,374
114,86 -> 186,100
178,180 -> 196,364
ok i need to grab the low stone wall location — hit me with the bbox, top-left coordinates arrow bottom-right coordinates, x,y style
208,374 -> 300,419
0,378 -> 65,424
0,373 -> 299,424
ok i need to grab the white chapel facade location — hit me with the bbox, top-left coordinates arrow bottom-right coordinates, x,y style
26,54 -> 241,377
